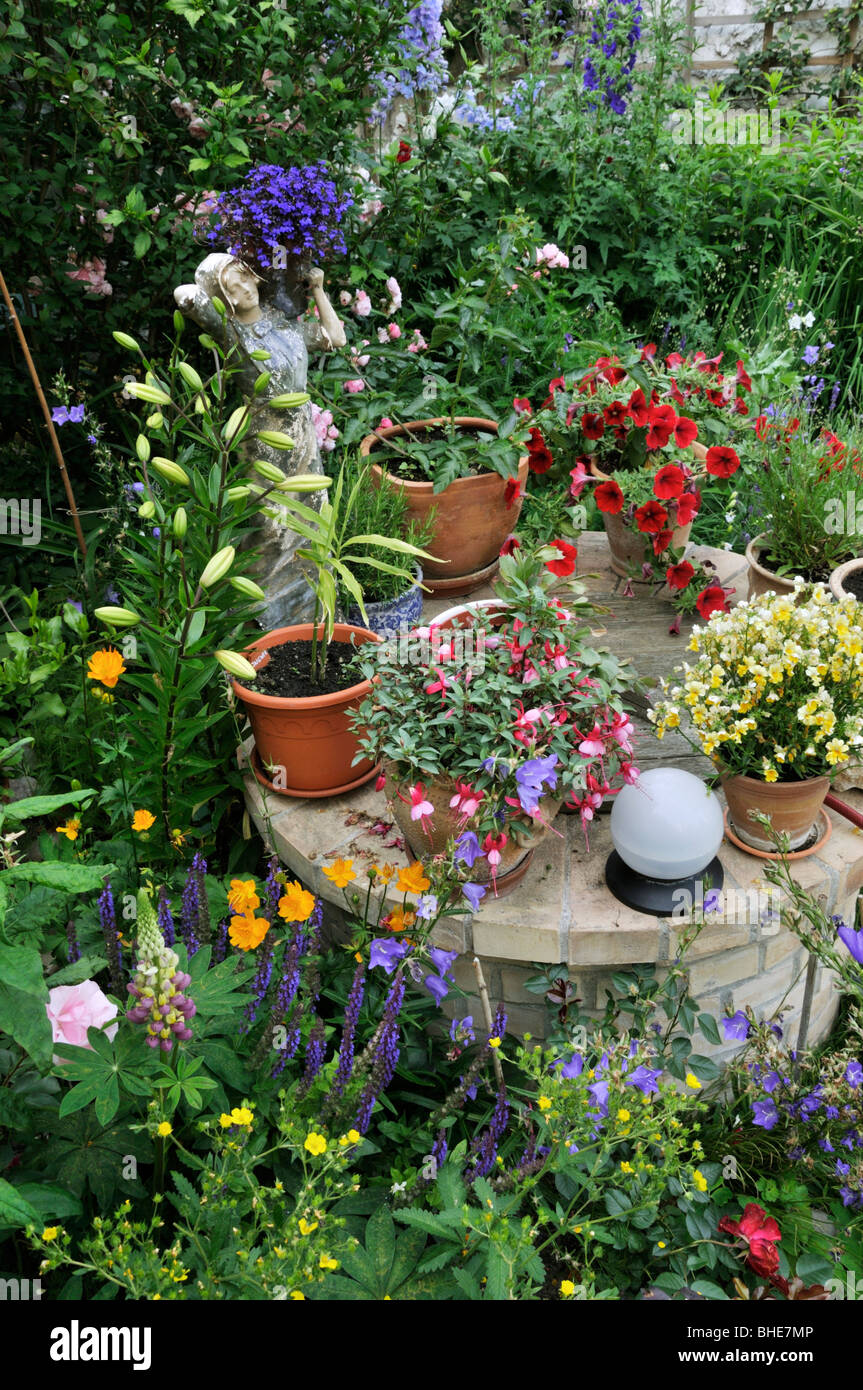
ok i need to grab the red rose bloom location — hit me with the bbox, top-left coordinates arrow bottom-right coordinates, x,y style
705,445 -> 741,478
500,535 -> 521,556
627,388 -> 649,427
645,404 -> 677,450
634,499 -> 669,534
673,415 -> 698,448
527,428 -> 553,473
666,561 -> 695,591
675,490 -> 701,525
653,464 -> 685,499
504,478 -> 521,509
545,539 -> 577,576
580,411 -> 605,440
695,585 -> 728,620
396,141 -> 412,163
594,479 -> 625,514
718,1203 -> 782,1279
513,397 -> 532,415
736,359 -> 753,392
603,400 -> 629,429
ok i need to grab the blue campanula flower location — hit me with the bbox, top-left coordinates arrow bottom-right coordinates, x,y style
722,1010 -> 751,1041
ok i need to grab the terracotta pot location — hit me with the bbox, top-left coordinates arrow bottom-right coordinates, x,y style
720,770 -> 830,852
829,557 -> 863,602
386,767 -> 561,892
361,418 -> 529,596
588,449 -> 705,580
232,624 -> 381,797
745,535 -> 797,601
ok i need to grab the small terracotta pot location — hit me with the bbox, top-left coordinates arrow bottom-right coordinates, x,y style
232,624 -> 381,797
386,767 -> 561,892
362,418 -> 529,596
829,557 -> 863,602
745,535 -> 797,601
588,448 -> 705,580
720,770 -> 830,852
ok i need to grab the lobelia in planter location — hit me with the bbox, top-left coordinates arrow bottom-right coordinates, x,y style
232,623 -> 381,798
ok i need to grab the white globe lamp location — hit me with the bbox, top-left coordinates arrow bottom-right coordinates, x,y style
606,767 -> 725,916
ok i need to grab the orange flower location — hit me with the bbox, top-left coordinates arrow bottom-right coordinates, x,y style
228,914 -> 270,950
322,858 -> 356,889
396,861 -> 430,896
56,817 -> 81,842
278,881 -> 316,923
131,809 -> 156,833
385,906 -> 417,933
87,647 -> 126,689
228,878 -> 260,914
375,863 -> 396,884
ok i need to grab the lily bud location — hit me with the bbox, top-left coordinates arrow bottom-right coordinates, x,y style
199,545 -> 235,589
94,606 -> 141,628
215,649 -> 258,681
223,407 -> 249,442
229,576 -> 267,601
253,459 -> 287,485
225,485 -> 252,502
173,508 -> 188,539
178,362 -> 204,393
255,429 -> 296,451
135,434 -> 150,463
126,382 -> 171,406
151,458 -> 190,486
137,500 -> 156,520
146,412 -> 164,430
270,392 -> 311,409
112,331 -> 141,353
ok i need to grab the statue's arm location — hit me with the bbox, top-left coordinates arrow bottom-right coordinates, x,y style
307,268 -> 347,351
173,284 -> 226,339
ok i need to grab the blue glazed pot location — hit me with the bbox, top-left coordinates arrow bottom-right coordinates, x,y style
347,567 -> 424,639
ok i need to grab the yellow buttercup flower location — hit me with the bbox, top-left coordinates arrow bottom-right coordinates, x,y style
538,1096 -> 552,1111
278,880 -> 315,923
220,1107 -> 254,1128
560,1280 -> 575,1297
396,861 -> 431,896
56,818 -> 81,842
41,1227 -> 60,1242
87,647 -> 126,689
693,1170 -> 708,1192
685,1072 -> 702,1090
131,809 -> 156,833
298,1219 -> 319,1236
304,1132 -> 327,1156
228,878 -> 260,914
157,1122 -> 172,1138
322,858 -> 357,889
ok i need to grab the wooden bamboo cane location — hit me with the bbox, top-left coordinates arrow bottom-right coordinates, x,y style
0,268 -> 87,558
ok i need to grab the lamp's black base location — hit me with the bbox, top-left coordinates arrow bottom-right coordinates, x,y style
605,851 -> 725,918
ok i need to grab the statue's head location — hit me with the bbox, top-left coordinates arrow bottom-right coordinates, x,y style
194,253 -> 261,320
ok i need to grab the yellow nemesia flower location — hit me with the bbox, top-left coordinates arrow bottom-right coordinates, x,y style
278,880 -> 315,923
322,858 -> 357,889
396,861 -> 431,896
131,809 -> 156,833
87,647 -> 126,689
304,1132 -> 327,1156
56,818 -> 81,842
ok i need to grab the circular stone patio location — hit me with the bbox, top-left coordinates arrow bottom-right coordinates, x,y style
240,533 -> 863,1061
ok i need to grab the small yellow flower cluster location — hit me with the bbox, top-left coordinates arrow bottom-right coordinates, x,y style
649,585 -> 863,779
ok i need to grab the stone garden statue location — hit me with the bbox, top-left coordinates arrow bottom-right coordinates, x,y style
174,251 -> 347,630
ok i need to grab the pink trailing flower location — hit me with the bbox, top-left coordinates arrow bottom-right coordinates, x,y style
407,783 -> 435,839
425,667 -> 450,704
344,378 -> 366,393
577,725 -> 606,758
608,711 -> 634,752
621,761 -> 641,784
569,461 -> 589,498
379,416 -> 394,429
483,832 -> 507,894
387,323 -> 401,340
512,701 -> 549,744
66,255 -> 112,297
449,780 -> 484,825
375,771 -> 387,792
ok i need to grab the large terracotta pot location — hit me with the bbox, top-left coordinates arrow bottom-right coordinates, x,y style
720,770 -> 830,852
745,535 -> 797,601
232,623 -> 381,798
829,557 -> 863,602
386,767 -> 562,896
361,418 -> 529,597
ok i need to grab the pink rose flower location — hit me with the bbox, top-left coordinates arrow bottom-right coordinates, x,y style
387,323 -> 401,340
385,275 -> 402,312
46,980 -> 119,1065
353,290 -> 372,318
344,378 -> 366,393
339,290 -> 352,307
379,417 -> 394,428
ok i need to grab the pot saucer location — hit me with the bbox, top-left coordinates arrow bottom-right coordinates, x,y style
423,557 -> 500,597
722,808 -> 832,860
249,746 -> 381,800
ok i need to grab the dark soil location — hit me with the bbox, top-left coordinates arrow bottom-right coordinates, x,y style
369,424 -> 496,482
842,569 -> 863,601
240,640 -> 364,699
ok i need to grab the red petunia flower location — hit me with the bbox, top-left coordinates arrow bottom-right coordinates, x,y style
640,342 -> 657,361
545,539 -> 577,576
541,377 -> 566,408
673,415 -> 698,448
705,387 -> 727,407
675,490 -> 701,526
500,535 -> 521,556
580,411 -> 605,440
645,404 -> 677,451
733,396 -> 749,416
634,499 -> 669,534
666,561 -> 695,591
594,479 -> 625,514
695,585 -> 729,620
693,350 -> 723,374
652,528 -> 674,556
527,428 -> 553,473
668,378 -> 687,408
603,400 -> 629,429
627,387 -> 649,427
736,360 -> 753,392
705,445 -> 741,478
784,416 -> 801,439
653,464 -> 685,499
513,397 -> 532,416
504,477 -> 521,509
396,141 -> 412,163
595,355 -> 626,385
665,352 -> 685,370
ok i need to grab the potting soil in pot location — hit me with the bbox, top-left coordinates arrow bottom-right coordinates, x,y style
843,569 -> 863,602
239,641 -> 361,699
